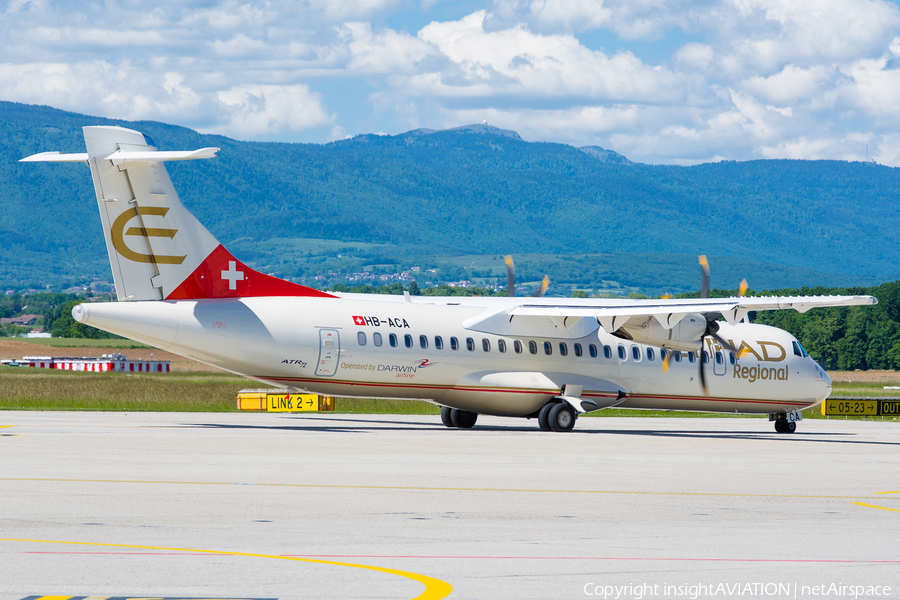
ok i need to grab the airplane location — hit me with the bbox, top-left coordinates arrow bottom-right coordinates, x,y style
20,126 -> 877,434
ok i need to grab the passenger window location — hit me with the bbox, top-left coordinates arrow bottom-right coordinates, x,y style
715,351 -> 723,365
646,347 -> 654,361
435,336 -> 443,350
514,340 -> 523,354
466,337 -> 475,351
451,336 -> 459,351
529,341 -> 538,355
405,334 -> 413,348
559,343 -> 568,356
674,352 -> 682,363
661,348 -> 667,361
373,332 -> 382,347
618,345 -> 626,360
574,343 -> 583,357
729,352 -> 735,365
687,351 -> 695,363
544,341 -> 552,355
632,346 -> 640,360
420,335 -> 428,349
702,350 -> 709,363
589,344 -> 597,358
357,331 -> 367,346
498,339 -> 506,353
389,333 -> 398,348
482,338 -> 491,352
604,345 -> 612,359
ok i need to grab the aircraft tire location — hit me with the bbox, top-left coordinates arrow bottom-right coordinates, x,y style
538,404 -> 553,431
549,403 -> 576,432
451,409 -> 478,429
784,421 -> 796,433
441,407 -> 455,428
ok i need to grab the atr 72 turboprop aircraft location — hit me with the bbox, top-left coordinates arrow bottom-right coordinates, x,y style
22,126 -> 876,433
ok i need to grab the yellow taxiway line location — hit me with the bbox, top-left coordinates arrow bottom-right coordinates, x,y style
0,538 -> 452,600
1,477 -> 899,502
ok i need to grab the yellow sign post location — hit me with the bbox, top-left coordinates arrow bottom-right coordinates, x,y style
821,399 -> 879,416
821,399 -> 900,416
237,390 -> 334,412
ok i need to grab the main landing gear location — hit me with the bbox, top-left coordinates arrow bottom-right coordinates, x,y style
537,402 -> 577,432
773,414 -> 797,434
441,406 -> 478,429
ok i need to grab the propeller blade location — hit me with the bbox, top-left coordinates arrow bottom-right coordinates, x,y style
706,319 -> 738,354
739,278 -> 748,297
533,275 -> 549,297
505,255 -> 515,297
662,349 -> 671,373
698,336 -> 708,394
710,329 -> 737,354
699,255 -> 709,299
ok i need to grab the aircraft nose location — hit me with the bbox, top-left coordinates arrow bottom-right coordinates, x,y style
814,362 -> 832,400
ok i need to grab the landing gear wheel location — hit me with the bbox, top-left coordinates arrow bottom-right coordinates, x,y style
538,403 -> 553,431
441,407 -> 454,428
451,409 -> 478,429
549,403 -> 576,432
774,416 -> 796,434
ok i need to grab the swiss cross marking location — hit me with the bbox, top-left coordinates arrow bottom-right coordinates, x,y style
221,260 -> 245,290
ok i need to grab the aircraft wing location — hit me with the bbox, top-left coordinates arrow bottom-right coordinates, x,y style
463,294 -> 877,338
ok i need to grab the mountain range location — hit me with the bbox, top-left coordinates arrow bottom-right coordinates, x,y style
1,101 -> 897,295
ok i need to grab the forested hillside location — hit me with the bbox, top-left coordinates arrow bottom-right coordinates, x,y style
2,101 -> 899,294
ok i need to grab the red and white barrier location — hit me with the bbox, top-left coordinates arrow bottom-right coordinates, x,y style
12,355 -> 171,373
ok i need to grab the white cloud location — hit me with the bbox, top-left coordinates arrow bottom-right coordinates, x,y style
215,84 -> 334,137
340,22 -> 435,74
414,10 -> 696,103
1,0 -> 900,164
675,42 -> 715,71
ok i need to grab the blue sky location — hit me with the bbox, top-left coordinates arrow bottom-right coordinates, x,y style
4,0 -> 900,165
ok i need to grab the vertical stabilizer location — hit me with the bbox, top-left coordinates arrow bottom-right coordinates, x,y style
82,126 -> 220,300
21,126 -> 336,301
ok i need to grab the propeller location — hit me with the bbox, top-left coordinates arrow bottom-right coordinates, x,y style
660,259 -> 748,387
696,255 -> 740,395
505,255 -> 515,298
504,256 -> 549,297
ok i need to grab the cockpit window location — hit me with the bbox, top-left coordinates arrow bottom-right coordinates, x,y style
792,341 -> 809,358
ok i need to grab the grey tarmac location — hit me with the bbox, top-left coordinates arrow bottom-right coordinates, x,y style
0,411 -> 898,600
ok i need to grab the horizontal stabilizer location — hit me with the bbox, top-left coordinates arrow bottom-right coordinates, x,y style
20,148 -> 218,166
106,148 -> 219,166
19,152 -> 89,163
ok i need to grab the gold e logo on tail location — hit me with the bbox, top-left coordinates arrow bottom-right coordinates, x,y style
111,206 -> 187,265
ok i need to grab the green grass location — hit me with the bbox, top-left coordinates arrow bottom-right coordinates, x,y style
831,381 -> 900,397
0,367 -> 441,413
1,365 -> 899,420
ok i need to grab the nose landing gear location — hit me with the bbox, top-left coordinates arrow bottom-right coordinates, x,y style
773,414 -> 797,433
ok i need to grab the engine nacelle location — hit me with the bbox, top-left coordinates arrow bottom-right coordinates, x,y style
616,313 -> 708,351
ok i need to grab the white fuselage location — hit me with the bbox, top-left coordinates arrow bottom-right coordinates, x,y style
75,294 -> 832,418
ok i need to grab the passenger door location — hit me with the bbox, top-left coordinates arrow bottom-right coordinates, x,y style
315,329 -> 340,377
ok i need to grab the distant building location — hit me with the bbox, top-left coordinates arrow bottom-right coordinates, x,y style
0,314 -> 41,326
